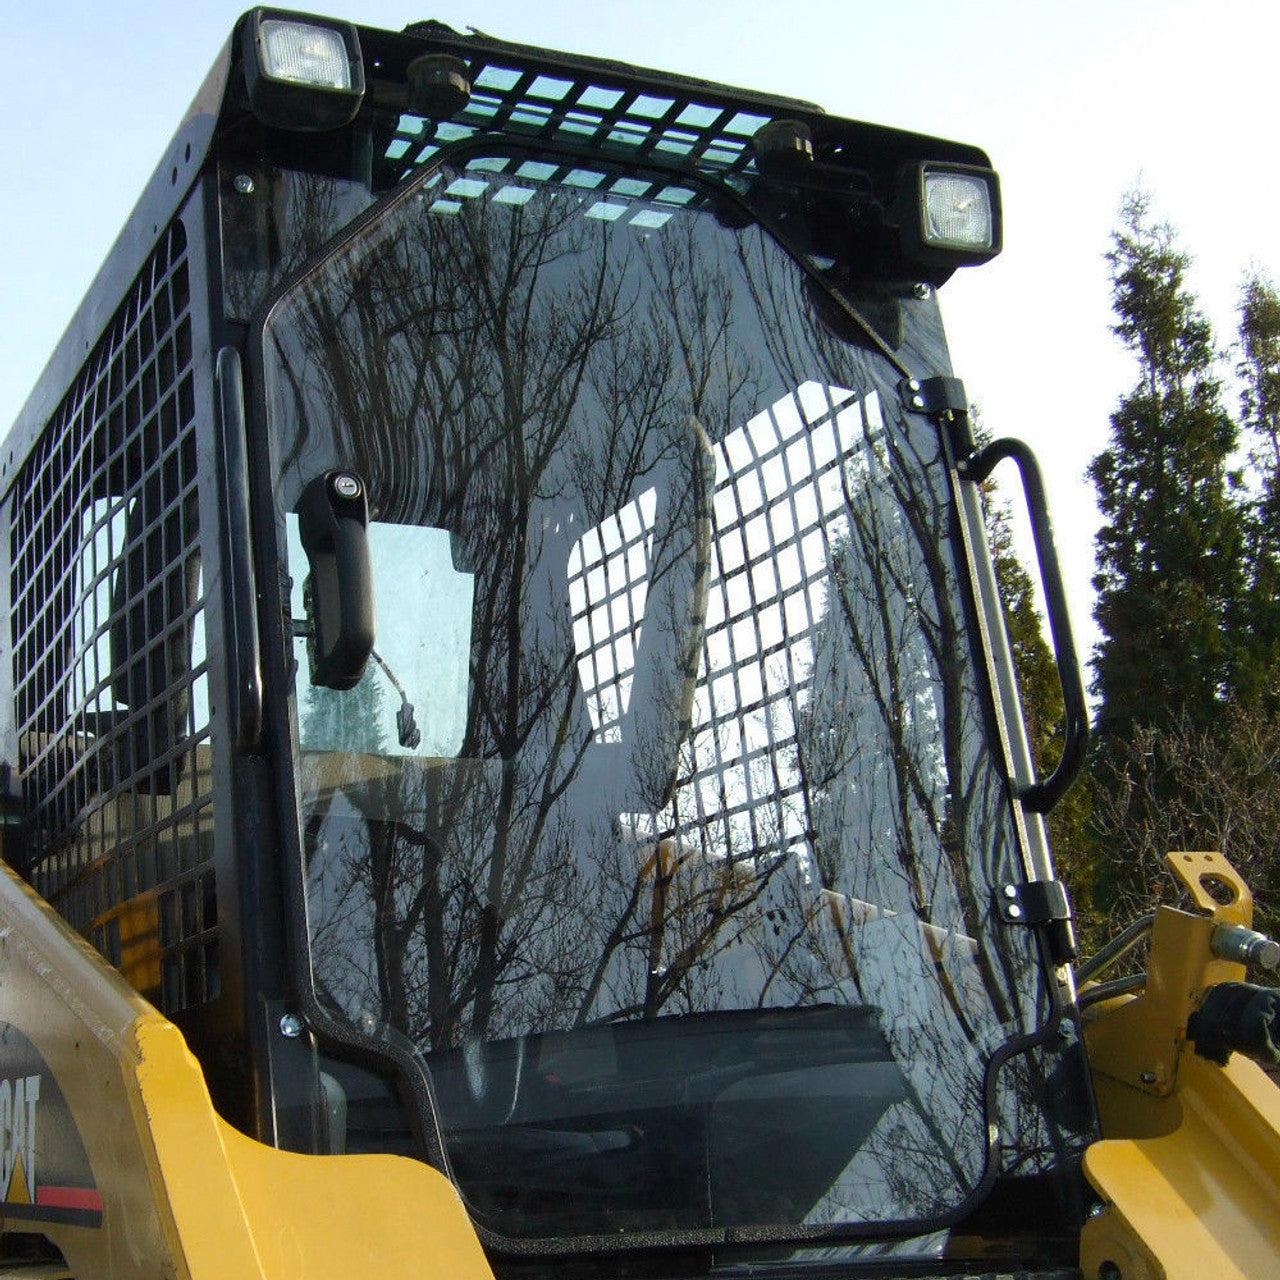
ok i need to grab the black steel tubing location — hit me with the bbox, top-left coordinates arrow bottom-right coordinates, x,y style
963,437 -> 1089,813
215,347 -> 264,751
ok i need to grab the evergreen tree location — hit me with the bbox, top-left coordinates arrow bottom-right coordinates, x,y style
1087,193 -> 1245,916
1088,192 -> 1244,747
1233,272 -> 1280,709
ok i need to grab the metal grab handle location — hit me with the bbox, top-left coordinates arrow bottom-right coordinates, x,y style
962,437 -> 1088,813
214,347 -> 264,751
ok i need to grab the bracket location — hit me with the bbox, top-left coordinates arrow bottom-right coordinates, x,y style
995,879 -> 1077,965
898,375 -> 973,457
898,375 -> 968,416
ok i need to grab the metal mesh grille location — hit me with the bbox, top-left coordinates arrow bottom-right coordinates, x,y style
617,381 -> 889,865
9,221 -> 217,1013
385,61 -> 772,184
682,381 -> 880,860
421,157 -> 709,232
568,488 -> 657,743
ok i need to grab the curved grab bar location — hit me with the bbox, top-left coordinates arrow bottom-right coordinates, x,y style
962,437 -> 1088,814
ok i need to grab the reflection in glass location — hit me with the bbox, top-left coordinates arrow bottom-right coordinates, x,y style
262,151 -> 1045,1242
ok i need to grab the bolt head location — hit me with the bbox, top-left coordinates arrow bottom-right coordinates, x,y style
233,174 -> 255,195
279,1013 -> 304,1038
1007,904 -> 1023,919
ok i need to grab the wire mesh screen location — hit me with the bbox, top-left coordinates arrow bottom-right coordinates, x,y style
9,221 -> 217,1014
613,381 -> 887,864
568,488 -> 658,744
383,58 -> 776,187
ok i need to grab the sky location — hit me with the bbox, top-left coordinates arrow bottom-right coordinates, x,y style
3,0 -> 1278,677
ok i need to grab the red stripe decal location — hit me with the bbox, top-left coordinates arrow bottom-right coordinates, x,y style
35,1186 -> 104,1212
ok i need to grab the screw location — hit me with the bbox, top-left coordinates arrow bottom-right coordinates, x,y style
279,1013 -> 304,1038
233,174 -> 256,195
913,283 -> 931,299
332,473 -> 361,499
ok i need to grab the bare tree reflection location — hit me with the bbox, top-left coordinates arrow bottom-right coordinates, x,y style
264,157 -> 1046,1230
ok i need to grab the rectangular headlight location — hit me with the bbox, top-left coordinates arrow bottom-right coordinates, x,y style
898,161 -> 1002,273
260,19 -> 353,90
923,167 -> 994,251
241,9 -> 365,131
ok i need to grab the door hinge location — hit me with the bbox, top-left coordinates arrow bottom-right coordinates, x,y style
995,879 -> 1077,965
898,375 -> 973,456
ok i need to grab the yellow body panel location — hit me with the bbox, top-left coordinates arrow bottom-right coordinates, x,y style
1082,1053 -> 1280,1280
1081,852 -> 1280,1280
0,859 -> 495,1280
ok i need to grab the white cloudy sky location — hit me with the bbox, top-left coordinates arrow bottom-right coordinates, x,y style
2,0 -> 1277,673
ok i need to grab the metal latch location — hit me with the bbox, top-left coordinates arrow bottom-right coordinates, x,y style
995,879 -> 1077,965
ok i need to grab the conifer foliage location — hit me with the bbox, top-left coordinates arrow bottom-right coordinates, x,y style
1234,272 -> 1280,708
1088,192 -> 1243,748
1082,193 -> 1280,926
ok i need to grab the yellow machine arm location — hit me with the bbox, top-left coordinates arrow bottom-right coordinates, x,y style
1081,851 -> 1280,1280
0,859 -> 495,1280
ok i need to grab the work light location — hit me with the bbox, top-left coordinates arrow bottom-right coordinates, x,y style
241,9 -> 365,130
923,168 -> 994,251
899,162 -> 1002,271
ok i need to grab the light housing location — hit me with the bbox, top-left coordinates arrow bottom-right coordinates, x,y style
898,161 -> 1002,271
240,9 -> 365,131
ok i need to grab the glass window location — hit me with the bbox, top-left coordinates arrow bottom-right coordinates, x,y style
262,149 -> 1046,1245
287,517 -> 473,757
